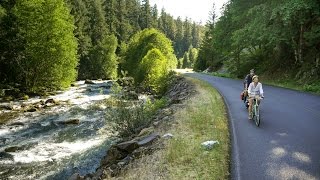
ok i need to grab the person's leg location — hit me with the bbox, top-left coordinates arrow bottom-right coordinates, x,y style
248,98 -> 253,119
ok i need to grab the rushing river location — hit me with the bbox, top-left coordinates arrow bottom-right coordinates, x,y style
0,80 -> 118,179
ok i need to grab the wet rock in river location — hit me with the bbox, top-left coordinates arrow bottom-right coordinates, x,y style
8,122 -> 25,127
26,107 -> 38,112
0,105 -> 14,110
68,173 -> 84,180
0,151 -> 14,160
5,146 -> 22,152
58,119 -> 80,125
85,80 -> 95,84
45,98 -> 56,104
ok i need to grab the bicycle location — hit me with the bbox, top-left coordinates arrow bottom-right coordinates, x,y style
250,96 -> 263,127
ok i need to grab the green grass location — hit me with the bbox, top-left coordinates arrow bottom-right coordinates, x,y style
203,71 -> 320,95
165,77 -> 230,179
262,78 -> 320,95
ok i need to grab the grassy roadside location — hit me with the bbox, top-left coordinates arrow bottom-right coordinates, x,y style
114,77 -> 230,179
203,72 -> 320,95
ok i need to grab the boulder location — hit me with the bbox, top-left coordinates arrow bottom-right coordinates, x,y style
137,133 -> 160,147
138,127 -> 154,137
116,140 -> 139,153
117,156 -> 133,167
100,146 -> 127,166
45,98 -> 56,104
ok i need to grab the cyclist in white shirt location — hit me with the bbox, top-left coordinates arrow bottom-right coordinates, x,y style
248,75 -> 264,119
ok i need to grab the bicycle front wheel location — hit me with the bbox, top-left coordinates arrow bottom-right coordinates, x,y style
254,105 -> 260,127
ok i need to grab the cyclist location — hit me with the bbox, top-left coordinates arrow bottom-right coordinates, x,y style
248,75 -> 264,119
242,69 -> 255,106
244,69 -> 255,90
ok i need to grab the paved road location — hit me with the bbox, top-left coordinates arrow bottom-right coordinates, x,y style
187,73 -> 320,180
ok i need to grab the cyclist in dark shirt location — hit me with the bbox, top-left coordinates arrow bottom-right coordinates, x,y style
244,69 -> 255,90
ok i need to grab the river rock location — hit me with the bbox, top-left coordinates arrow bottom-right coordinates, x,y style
138,127 -> 154,137
100,146 -> 127,166
162,133 -> 174,139
58,119 -> 80,125
45,98 -> 56,104
137,133 -> 160,147
116,140 -> 139,153
0,151 -> 14,160
68,173 -> 84,180
85,80 -> 95,84
0,105 -> 13,110
5,146 -> 21,152
8,122 -> 25,127
26,107 -> 38,112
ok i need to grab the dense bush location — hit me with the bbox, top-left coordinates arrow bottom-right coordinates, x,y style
122,28 -> 177,94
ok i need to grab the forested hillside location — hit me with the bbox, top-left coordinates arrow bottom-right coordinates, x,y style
0,0 -> 202,95
195,0 -> 320,91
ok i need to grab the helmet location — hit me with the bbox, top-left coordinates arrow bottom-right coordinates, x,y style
252,75 -> 259,80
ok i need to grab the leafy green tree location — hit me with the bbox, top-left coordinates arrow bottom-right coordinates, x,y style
139,48 -> 168,93
188,46 -> 198,68
0,5 -> 5,21
123,28 -> 176,79
13,0 -> 78,91
121,29 -> 177,86
182,52 -> 189,68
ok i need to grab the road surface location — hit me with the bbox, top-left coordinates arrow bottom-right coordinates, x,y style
186,73 -> 320,180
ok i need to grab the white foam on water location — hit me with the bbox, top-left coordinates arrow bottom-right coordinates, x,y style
11,135 -> 109,164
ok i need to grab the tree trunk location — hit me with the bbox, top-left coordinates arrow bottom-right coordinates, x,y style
292,24 -> 305,65
298,24 -> 304,64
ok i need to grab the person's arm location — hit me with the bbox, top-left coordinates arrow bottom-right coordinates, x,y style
248,83 -> 252,95
259,83 -> 264,97
245,75 -> 249,89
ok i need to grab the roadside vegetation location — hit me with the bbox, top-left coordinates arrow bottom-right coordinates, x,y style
115,77 -> 230,179
194,0 -> 320,94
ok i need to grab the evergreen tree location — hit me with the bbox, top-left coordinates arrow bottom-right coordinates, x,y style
80,0 -> 118,79
67,0 -> 92,78
174,16 -> 184,58
140,0 -> 152,29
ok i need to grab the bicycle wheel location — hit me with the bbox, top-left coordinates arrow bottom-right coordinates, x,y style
254,105 -> 260,127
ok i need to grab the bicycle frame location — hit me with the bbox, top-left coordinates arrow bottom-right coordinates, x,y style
252,97 -> 260,127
